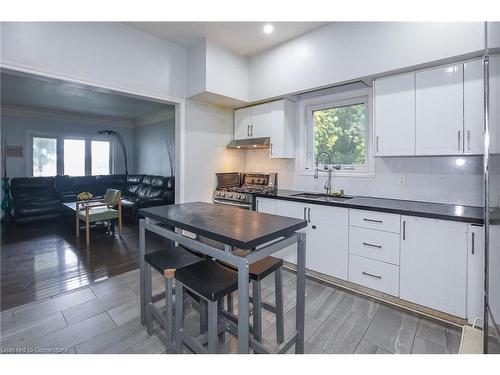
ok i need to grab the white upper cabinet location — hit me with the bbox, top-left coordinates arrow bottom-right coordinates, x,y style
400,216 -> 467,318
249,103 -> 271,138
374,72 -> 416,156
416,64 -> 464,155
234,107 -> 252,139
464,60 -> 485,155
374,60 -> 485,157
233,99 -> 297,158
270,100 -> 297,159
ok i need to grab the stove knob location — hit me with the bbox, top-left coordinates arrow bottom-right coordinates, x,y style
220,192 -> 225,197
216,192 -> 221,196
228,193 -> 233,198
240,194 -> 246,200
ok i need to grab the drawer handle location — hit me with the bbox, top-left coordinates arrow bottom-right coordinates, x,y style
362,271 -> 382,280
363,218 -> 383,223
362,242 -> 382,249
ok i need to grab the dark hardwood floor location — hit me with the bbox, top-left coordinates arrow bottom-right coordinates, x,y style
0,218 -> 168,311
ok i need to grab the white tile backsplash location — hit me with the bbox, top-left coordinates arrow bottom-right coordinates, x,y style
243,150 -> 483,207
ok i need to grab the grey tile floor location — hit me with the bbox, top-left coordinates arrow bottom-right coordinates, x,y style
0,268 -> 463,354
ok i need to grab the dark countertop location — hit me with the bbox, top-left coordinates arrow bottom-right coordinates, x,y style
255,190 -> 485,224
139,201 -> 307,250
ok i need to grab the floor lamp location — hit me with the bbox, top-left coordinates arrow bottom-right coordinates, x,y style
97,130 -> 128,181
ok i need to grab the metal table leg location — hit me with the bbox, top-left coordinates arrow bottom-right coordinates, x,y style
295,232 -> 306,354
237,258 -> 250,353
139,219 -> 146,325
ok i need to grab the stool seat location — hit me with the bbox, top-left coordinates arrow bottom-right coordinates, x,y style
231,249 -> 283,281
175,260 -> 238,302
144,246 -> 203,278
198,236 -> 284,281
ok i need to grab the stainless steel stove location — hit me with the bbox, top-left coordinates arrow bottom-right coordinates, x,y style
213,172 -> 277,209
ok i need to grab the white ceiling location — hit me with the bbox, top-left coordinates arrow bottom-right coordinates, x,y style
124,22 -> 329,57
1,72 -> 174,120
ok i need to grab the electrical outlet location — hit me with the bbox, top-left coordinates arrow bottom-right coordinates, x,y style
397,173 -> 407,186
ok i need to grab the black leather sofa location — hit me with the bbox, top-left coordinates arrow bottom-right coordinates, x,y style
10,174 -> 174,223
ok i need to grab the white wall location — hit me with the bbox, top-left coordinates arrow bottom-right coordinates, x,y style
0,107 -> 134,178
244,150 -> 483,207
187,39 -> 250,106
249,22 -> 486,101
205,40 -> 249,102
0,22 -> 188,99
183,100 -> 245,203
134,115 -> 175,177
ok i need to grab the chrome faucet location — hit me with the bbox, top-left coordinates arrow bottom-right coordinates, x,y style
314,151 -> 341,195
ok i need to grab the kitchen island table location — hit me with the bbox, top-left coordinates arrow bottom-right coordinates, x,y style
138,202 -> 307,354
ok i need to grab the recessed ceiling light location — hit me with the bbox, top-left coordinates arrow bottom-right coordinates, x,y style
263,24 -> 274,34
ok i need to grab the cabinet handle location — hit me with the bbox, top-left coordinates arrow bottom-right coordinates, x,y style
362,242 -> 382,249
303,207 -> 307,221
362,271 -> 382,280
402,220 -> 406,240
471,232 -> 475,254
363,218 -> 383,223
307,208 -> 311,223
467,130 -> 471,152
251,124 -> 253,137
247,125 -> 250,137
256,200 -> 259,212
270,143 -> 273,155
457,130 -> 461,151
376,136 -> 380,153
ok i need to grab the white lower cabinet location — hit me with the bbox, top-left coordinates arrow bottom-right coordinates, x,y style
400,216 -> 468,318
257,197 -> 478,319
467,224 -> 484,324
307,205 -> 349,280
349,254 -> 400,296
274,200 -> 308,265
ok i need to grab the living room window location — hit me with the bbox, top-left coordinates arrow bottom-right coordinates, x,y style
32,136 -> 58,177
64,139 -> 86,176
29,134 -> 113,177
91,140 -> 111,175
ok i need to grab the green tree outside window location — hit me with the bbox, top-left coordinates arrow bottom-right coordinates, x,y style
313,103 -> 366,165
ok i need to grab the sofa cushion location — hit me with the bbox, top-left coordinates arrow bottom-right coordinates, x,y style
11,177 -> 57,200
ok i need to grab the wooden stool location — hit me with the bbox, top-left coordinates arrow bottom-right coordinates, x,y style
143,246 -> 203,351
174,259 -> 239,354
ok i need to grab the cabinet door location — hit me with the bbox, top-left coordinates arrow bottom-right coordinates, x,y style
255,197 -> 277,215
250,103 -> 271,137
464,60 -> 485,155
234,107 -> 252,140
275,200 -> 308,264
416,64 -> 464,155
400,216 -> 467,317
307,205 -> 349,280
467,224 -> 484,324
374,73 -> 416,156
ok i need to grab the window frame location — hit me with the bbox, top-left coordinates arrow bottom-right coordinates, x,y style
27,130 -> 114,177
301,88 -> 374,177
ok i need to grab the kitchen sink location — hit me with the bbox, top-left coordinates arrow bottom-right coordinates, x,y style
291,193 -> 354,202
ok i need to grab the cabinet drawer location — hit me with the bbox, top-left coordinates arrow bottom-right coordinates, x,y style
349,255 -> 399,296
349,226 -> 400,265
349,209 -> 400,233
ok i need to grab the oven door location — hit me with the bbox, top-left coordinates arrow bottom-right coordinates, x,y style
213,199 -> 252,210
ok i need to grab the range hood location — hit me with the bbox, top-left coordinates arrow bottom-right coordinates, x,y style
227,137 -> 270,149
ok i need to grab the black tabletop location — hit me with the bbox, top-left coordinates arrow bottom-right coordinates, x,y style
139,202 -> 307,250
